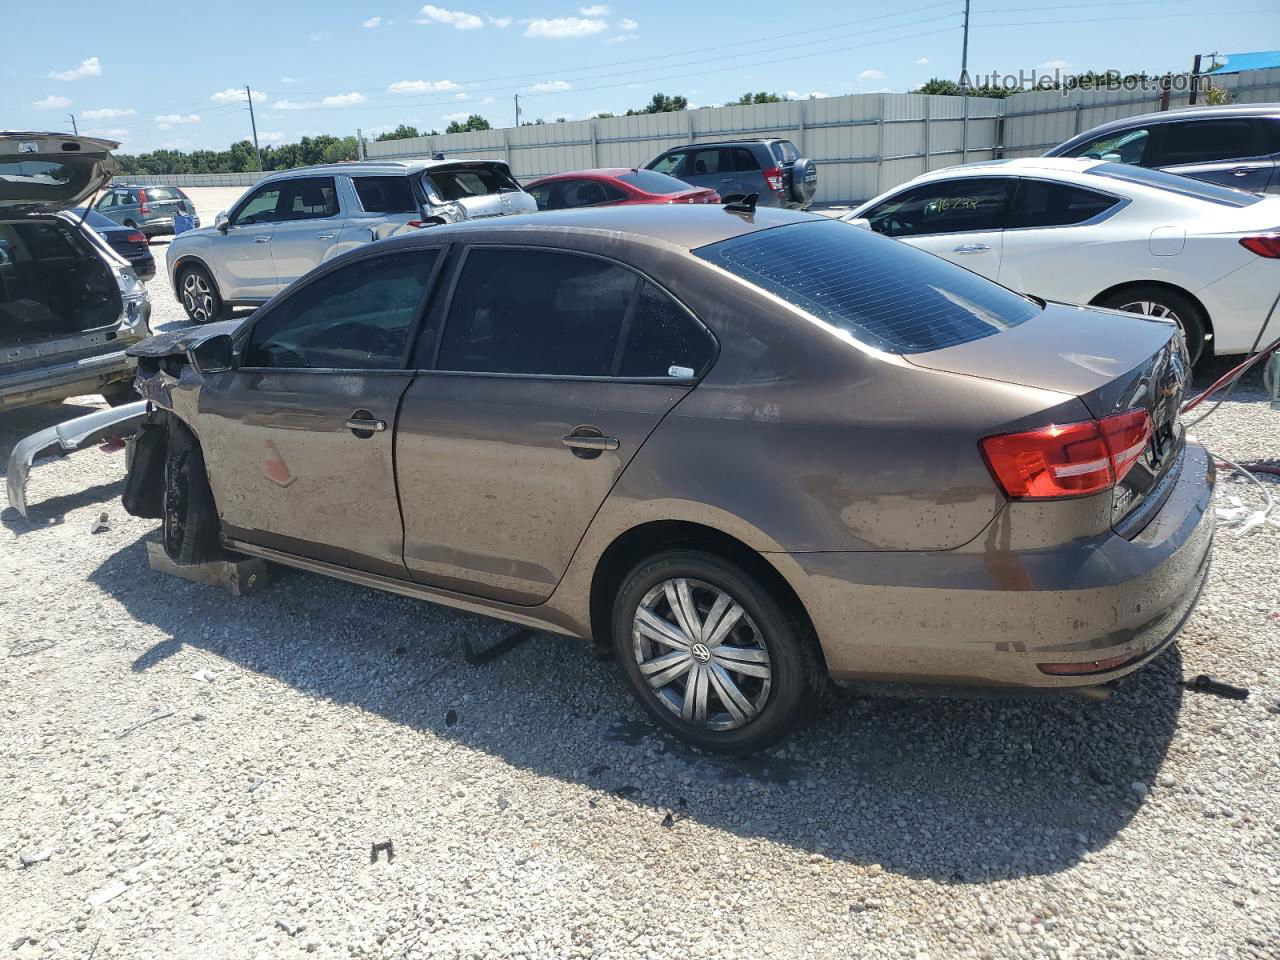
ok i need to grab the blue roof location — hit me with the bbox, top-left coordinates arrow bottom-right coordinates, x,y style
1207,50 -> 1280,74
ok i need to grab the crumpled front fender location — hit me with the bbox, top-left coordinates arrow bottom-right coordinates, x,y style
6,401 -> 148,518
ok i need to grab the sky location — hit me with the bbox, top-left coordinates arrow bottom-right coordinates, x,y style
5,0 -> 1279,154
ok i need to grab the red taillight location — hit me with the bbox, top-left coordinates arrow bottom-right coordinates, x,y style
1038,650 -> 1140,676
762,166 -> 784,192
138,189 -> 150,214
980,410 -> 1152,500
1239,234 -> 1280,258
125,231 -> 147,244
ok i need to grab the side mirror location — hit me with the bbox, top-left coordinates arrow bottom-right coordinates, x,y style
215,211 -> 230,233
843,216 -> 873,230
187,333 -> 234,375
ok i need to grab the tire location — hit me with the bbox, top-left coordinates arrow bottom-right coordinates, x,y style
790,157 -> 818,205
177,263 -> 223,324
162,421 -> 223,565
100,380 -> 138,407
611,549 -> 824,755
1097,285 -> 1207,365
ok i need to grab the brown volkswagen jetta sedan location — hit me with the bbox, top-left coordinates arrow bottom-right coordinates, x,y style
120,204 -> 1212,754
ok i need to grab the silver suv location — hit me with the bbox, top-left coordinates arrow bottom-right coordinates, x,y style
1,132 -> 151,411
166,158 -> 537,322
93,184 -> 200,237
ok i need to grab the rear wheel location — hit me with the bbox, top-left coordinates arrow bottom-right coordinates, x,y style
611,549 -> 823,755
1098,285 -> 1207,365
178,263 -> 222,324
162,422 -> 223,565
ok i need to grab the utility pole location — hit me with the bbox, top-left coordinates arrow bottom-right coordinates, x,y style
1188,54 -> 1202,106
514,93 -> 521,128
245,84 -> 264,172
67,113 -> 78,135
959,0 -> 971,163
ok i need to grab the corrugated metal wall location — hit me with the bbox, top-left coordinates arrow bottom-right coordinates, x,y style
119,72 -> 1280,200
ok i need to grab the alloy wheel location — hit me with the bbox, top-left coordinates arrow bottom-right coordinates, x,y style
1115,299 -> 1188,349
631,577 -> 772,731
182,272 -> 215,322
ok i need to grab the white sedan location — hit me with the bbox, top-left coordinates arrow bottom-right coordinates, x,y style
846,157 -> 1280,362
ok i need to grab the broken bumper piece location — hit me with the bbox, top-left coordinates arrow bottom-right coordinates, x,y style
6,400 -> 148,519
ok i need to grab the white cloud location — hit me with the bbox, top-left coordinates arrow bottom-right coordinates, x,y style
858,69 -> 886,82
211,88 -> 269,104
807,91 -> 829,99
487,14 -> 511,26
1038,58 -> 1072,71
155,113 -> 201,129
579,4 -> 609,14
524,16 -> 607,38
280,77 -> 299,84
388,79 -> 461,94
33,95 -> 72,109
82,106 -> 135,120
363,15 -> 382,27
272,92 -> 366,110
618,17 -> 638,30
49,57 -> 101,81
84,127 -> 128,140
455,92 -> 469,100
417,4 -> 484,28
530,80 -> 572,93
258,131 -> 287,143
916,57 -> 930,65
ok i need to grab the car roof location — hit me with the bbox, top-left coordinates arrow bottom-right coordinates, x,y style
1078,102 -> 1280,130
528,168 -> 639,182
660,139 -> 784,151
256,157 -> 510,183
903,157 -> 1105,182
378,203 -> 826,253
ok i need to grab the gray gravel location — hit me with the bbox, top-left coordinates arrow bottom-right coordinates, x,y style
2,237 -> 1279,959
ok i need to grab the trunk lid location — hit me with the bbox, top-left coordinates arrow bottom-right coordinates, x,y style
0,133 -> 119,212
907,301 -> 1191,533
422,162 -> 538,219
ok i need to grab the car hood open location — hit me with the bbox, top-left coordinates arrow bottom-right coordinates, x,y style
0,132 -> 120,212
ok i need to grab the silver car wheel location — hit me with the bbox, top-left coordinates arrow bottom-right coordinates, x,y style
631,577 -> 772,731
1115,299 -> 1179,323
182,272 -> 215,322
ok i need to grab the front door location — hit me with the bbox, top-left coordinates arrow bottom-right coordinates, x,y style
218,181 -> 282,300
198,247 -> 441,577
267,176 -> 346,288
396,246 -> 715,604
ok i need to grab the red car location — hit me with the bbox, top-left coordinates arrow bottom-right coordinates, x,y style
525,168 -> 720,210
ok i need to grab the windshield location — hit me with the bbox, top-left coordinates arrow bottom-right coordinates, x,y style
695,219 -> 1041,355
1089,162 -> 1261,206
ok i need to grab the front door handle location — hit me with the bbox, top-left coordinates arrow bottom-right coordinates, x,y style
317,232 -> 337,240
562,428 -> 619,459
346,410 -> 387,437
1231,167 -> 1256,177
253,235 -> 270,243
953,242 -> 991,254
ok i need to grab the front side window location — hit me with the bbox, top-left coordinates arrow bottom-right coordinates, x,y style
648,151 -> 687,176
1066,127 -> 1150,165
243,250 -> 437,369
696,219 -> 1040,355
232,185 -> 283,225
1008,180 -> 1119,228
686,148 -> 725,176
438,248 -> 637,377
863,178 -> 1012,237
1154,119 -> 1259,165
353,176 -> 417,213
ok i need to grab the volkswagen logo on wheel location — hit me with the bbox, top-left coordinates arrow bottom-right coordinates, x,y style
690,642 -> 712,664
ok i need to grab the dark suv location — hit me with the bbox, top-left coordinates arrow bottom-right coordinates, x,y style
1046,104 -> 1280,195
645,138 -> 817,209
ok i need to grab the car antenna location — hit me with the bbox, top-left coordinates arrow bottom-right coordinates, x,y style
724,193 -> 758,214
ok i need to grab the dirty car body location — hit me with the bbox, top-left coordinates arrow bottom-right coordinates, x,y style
106,205 -> 1211,752
0,132 -> 151,411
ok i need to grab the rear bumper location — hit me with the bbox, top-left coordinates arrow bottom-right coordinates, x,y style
784,441 -> 1216,688
0,349 -> 136,411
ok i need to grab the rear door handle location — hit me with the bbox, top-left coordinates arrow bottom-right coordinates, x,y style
953,242 -> 991,254
346,412 -> 387,437
562,434 -> 619,451
253,235 -> 270,243
1231,167 -> 1258,176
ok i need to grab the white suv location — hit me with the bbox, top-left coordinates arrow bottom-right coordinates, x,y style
166,158 -> 536,322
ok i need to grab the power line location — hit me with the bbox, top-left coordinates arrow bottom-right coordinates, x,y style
975,9 -> 1273,25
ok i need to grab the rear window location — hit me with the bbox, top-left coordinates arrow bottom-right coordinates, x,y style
695,219 -> 1040,355
353,175 -> 417,213
616,170 -> 691,195
146,186 -> 183,201
425,166 -> 512,201
1089,163 -> 1260,206
772,140 -> 800,164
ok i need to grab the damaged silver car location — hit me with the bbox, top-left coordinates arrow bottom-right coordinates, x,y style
1,132 -> 151,411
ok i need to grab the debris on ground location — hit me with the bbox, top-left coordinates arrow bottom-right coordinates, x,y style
190,669 -> 215,683
90,512 -> 110,534
87,881 -> 127,909
18,848 -> 53,868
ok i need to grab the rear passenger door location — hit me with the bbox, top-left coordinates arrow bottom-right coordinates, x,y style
395,246 -> 716,604
267,176 -> 346,288
1150,118 -> 1274,194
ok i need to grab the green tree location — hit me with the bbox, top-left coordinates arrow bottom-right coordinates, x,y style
732,91 -> 784,105
911,78 -> 1017,99
445,114 -> 491,133
376,124 -> 422,141
624,93 -> 688,116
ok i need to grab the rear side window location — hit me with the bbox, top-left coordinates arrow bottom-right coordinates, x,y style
618,283 -> 714,377
1265,117 -> 1280,154
439,249 -> 637,376
353,176 -> 417,213
279,177 -> 339,220
1153,119 -> 1258,165
1089,163 -> 1260,206
559,179 -> 627,207
863,178 -> 1012,236
1008,180 -> 1119,228
696,219 -> 1040,355
773,140 -> 800,163
244,250 -> 436,369
730,147 -> 759,172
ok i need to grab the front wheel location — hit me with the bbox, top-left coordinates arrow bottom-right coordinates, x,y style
1098,285 -> 1207,365
163,422 -> 223,565
178,264 -> 223,324
611,550 -> 824,755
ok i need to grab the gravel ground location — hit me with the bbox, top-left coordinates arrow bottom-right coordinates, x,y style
2,217 -> 1279,959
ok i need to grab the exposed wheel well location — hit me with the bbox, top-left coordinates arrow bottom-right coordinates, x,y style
1089,280 -> 1213,344
587,520 -> 826,668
